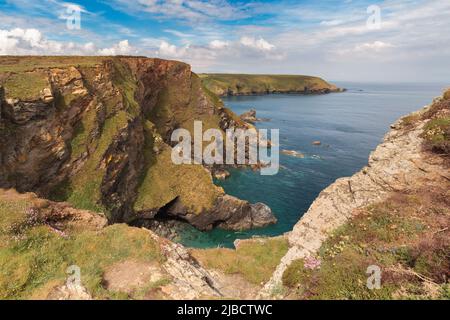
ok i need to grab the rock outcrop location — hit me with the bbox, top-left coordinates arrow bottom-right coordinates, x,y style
240,109 -> 259,124
0,56 -> 275,232
260,96 -> 450,297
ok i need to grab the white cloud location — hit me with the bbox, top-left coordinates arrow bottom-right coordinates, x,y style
157,41 -> 189,58
320,20 -> 344,27
240,36 -> 275,51
0,28 -> 64,55
98,40 -> 135,55
354,41 -> 394,52
209,40 -> 229,49
0,27 -> 135,56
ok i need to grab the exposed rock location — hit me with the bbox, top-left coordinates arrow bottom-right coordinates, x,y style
0,56 -> 273,234
259,102 -> 450,298
153,234 -> 223,299
137,219 -> 184,241
281,149 -> 305,158
240,109 -> 259,124
161,194 -> 276,231
0,188 -> 108,232
47,283 -> 92,300
103,261 -> 167,294
312,141 -> 321,146
213,169 -> 231,180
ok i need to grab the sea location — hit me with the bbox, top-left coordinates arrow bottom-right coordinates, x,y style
177,82 -> 448,248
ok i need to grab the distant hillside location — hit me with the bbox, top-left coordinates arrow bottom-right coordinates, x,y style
199,73 -> 342,96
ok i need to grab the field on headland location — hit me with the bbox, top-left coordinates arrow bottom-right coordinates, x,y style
199,73 -> 341,96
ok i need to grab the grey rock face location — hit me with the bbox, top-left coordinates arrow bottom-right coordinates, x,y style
260,103 -> 450,298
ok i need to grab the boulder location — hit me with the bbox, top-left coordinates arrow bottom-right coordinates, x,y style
240,109 -> 259,124
164,194 -> 277,231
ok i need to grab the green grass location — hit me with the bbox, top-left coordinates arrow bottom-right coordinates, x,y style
52,110 -> 130,213
0,56 -> 105,73
443,88 -> 450,100
199,73 -> 337,96
0,224 -> 163,299
282,190 -> 450,300
134,72 -> 225,214
422,117 -> 450,155
2,71 -> 49,100
191,238 -> 289,285
134,131 -> 222,214
0,190 -> 164,299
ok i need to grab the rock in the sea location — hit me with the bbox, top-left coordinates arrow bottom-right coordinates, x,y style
213,169 -> 231,180
281,149 -> 305,158
312,141 -> 321,146
165,194 -> 277,231
240,109 -> 260,124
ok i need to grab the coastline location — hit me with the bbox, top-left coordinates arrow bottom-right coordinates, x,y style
259,93 -> 450,298
216,87 -> 346,97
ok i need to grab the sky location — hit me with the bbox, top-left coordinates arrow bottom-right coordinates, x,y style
0,0 -> 449,82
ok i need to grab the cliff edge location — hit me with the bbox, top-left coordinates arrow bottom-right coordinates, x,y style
0,56 -> 276,232
199,73 -> 342,96
260,89 -> 450,299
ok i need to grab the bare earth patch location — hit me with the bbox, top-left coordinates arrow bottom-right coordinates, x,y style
102,260 -> 167,294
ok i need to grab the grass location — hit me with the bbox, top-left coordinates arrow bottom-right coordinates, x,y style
51,109 -> 130,213
444,88 -> 450,100
0,190 -> 164,299
191,237 -> 289,285
2,71 -> 49,100
0,223 -> 163,299
69,106 -> 97,160
199,73 -> 337,96
422,117 -> 450,155
401,114 -> 421,128
282,189 -> 450,300
0,56 -> 105,73
134,134 -> 222,214
134,73 -> 225,215
49,59 -> 141,214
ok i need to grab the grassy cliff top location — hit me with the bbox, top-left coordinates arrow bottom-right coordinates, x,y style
199,73 -> 339,96
0,56 -> 108,73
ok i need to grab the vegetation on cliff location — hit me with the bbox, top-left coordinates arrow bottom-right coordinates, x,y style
192,237 -> 288,285
0,189 -> 165,299
199,73 -> 340,96
282,189 -> 449,299
280,90 -> 450,300
0,56 -> 275,231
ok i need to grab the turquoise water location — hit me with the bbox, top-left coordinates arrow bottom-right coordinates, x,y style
178,82 -> 448,248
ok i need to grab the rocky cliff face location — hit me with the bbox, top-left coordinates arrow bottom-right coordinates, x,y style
0,56 -> 275,231
260,92 -> 450,298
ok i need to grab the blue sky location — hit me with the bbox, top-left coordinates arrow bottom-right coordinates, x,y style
0,0 -> 449,82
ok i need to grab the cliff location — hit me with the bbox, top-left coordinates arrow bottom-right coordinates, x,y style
259,90 -> 450,299
0,56 -> 275,231
0,188 -> 242,299
199,73 -> 342,96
